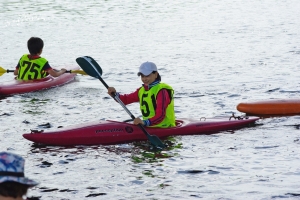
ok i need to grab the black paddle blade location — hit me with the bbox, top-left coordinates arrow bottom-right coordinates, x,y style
148,135 -> 165,150
76,56 -> 103,78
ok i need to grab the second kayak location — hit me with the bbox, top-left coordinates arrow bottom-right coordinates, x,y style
0,67 -> 78,96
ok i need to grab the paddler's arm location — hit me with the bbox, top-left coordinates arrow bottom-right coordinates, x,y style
44,62 -> 67,77
107,87 -> 140,105
14,64 -> 20,76
47,68 -> 67,77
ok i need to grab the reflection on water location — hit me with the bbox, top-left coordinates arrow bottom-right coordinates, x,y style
29,135 -> 183,162
130,137 -> 183,163
29,144 -> 103,155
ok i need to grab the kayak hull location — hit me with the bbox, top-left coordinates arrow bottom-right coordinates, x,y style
0,67 -> 77,96
237,99 -> 300,116
23,117 -> 259,146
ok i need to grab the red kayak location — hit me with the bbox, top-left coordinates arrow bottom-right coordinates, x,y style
23,116 -> 259,146
0,67 -> 77,96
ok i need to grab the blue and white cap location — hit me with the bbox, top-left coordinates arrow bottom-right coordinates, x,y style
0,152 -> 39,186
137,62 -> 157,76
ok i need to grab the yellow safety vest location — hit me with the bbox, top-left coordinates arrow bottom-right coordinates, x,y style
138,83 -> 175,128
17,54 -> 48,80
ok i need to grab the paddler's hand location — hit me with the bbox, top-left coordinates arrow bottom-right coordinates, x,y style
107,87 -> 116,97
133,118 -> 145,126
61,68 -> 67,73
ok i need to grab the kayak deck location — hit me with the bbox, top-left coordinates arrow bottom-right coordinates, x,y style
23,116 -> 259,146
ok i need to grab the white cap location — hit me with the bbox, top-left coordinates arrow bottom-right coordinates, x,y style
137,62 -> 157,76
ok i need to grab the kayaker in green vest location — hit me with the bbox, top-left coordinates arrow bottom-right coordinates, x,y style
13,37 -> 67,80
107,62 -> 175,128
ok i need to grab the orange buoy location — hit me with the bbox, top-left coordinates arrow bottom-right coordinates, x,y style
237,99 -> 300,116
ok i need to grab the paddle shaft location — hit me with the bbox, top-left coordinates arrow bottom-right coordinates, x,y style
0,68 -> 15,76
1,67 -> 86,75
98,77 -> 153,137
8,70 -> 74,73
6,69 -> 70,73
84,59 -> 136,118
66,70 -> 85,74
55,69 -> 87,75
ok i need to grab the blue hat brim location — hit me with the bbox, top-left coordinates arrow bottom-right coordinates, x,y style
0,176 -> 39,186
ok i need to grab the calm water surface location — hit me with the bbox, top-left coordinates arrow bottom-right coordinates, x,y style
1,0 -> 300,199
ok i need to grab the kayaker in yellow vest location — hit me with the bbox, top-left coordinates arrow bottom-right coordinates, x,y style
13,37 -> 67,80
107,62 -> 175,128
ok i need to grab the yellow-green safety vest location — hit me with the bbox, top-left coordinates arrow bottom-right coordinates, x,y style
138,83 -> 175,128
17,54 -> 48,80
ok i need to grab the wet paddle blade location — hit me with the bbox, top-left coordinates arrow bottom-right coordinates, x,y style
0,67 -> 14,76
76,56 -> 103,78
148,135 -> 166,150
0,67 -> 6,74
